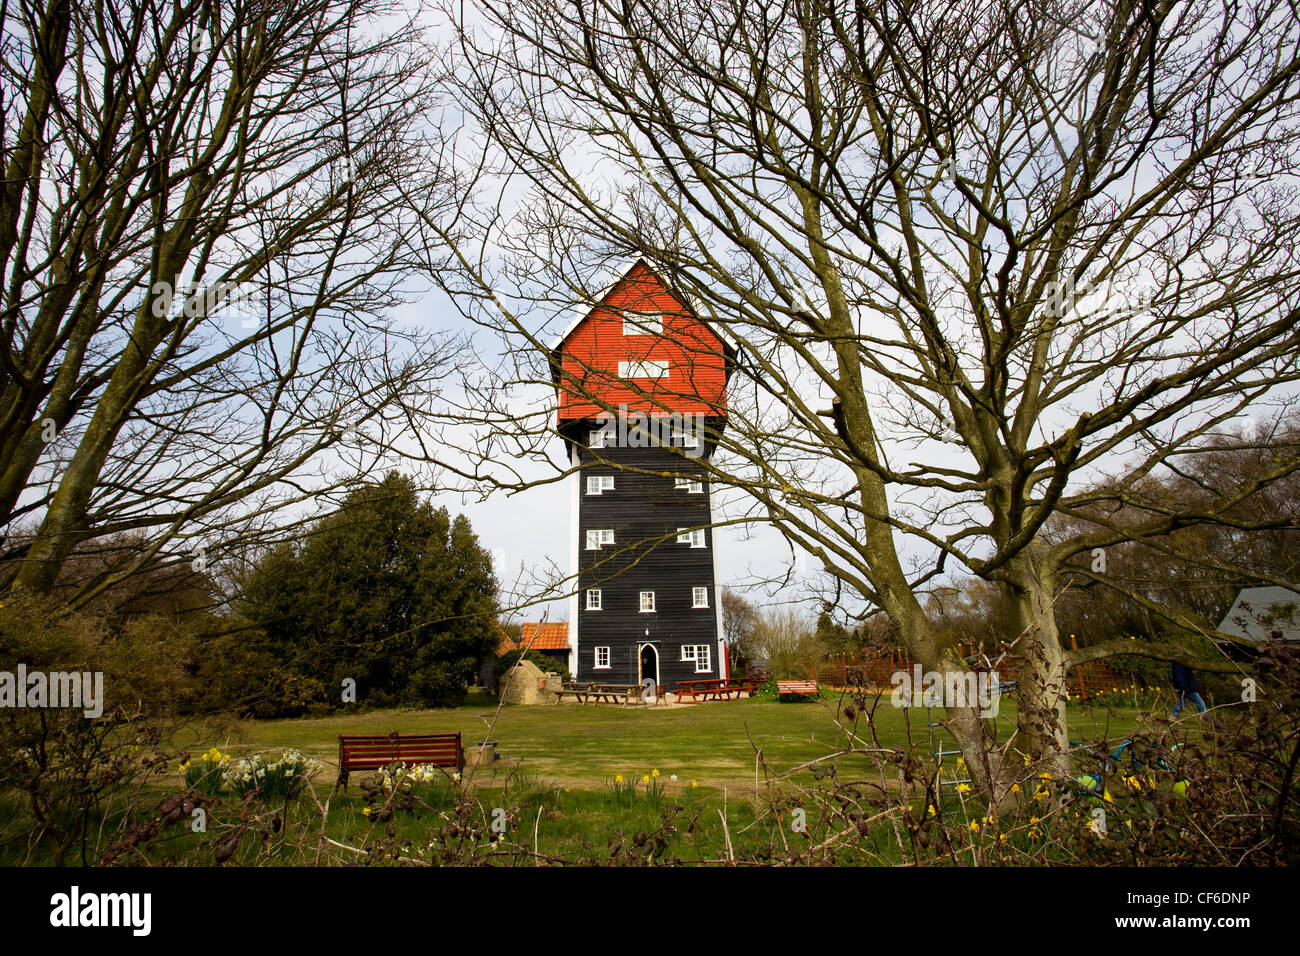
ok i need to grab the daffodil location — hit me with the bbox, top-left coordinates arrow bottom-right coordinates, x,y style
615,774 -> 624,783
970,820 -> 980,831
642,775 -> 650,783
651,768 -> 660,778
691,781 -> 698,788
927,804 -> 936,816
957,783 -> 972,794
1010,783 -> 1021,794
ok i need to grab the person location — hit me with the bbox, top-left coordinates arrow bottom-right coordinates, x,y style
1171,662 -> 1208,718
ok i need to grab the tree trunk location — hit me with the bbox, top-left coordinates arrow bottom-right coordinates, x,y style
1005,550 -> 1071,777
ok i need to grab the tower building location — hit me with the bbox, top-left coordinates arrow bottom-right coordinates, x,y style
551,260 -> 735,686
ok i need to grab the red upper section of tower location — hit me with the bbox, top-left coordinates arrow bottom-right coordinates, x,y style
552,260 -> 731,422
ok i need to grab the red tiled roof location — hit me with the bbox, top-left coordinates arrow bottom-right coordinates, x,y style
498,622 -> 570,656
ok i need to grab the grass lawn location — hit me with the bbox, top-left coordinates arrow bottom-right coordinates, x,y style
180,692 -> 1150,791
0,694 -> 1169,864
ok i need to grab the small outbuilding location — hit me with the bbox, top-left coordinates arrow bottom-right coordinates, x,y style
1216,586 -> 1300,645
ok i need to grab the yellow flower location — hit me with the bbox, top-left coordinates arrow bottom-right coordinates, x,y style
1030,816 -> 1040,824
1038,772 -> 1052,780
642,775 -> 650,783
957,783 -> 972,794
1033,787 -> 1049,801
615,774 -> 624,783
1010,784 -> 1021,794
1022,754 -> 1032,766
178,761 -> 190,773
691,781 -> 698,788
362,807 -> 371,817
651,768 -> 660,778
927,804 -> 936,816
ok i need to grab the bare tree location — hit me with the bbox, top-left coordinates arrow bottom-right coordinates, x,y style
429,0 -> 1300,789
720,586 -> 760,671
0,0 -> 464,604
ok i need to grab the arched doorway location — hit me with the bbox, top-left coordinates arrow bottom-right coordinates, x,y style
639,643 -> 660,692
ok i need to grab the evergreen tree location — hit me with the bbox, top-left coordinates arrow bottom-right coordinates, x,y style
242,473 -> 498,709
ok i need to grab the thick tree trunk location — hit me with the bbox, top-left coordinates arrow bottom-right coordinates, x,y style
1005,551 -> 1072,777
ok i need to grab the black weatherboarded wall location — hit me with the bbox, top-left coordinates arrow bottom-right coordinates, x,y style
572,429 -> 720,685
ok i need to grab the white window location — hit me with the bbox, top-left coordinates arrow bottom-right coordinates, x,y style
618,360 -> 670,379
676,528 -> 706,548
589,427 -> 607,449
639,591 -> 656,612
681,644 -> 712,673
587,589 -> 602,610
586,529 -> 615,549
672,422 -> 699,448
586,475 -> 615,495
675,477 -> 704,493
594,646 -> 610,669
622,311 -> 663,336
692,587 -> 709,608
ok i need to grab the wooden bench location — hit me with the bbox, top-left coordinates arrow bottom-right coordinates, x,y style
336,731 -> 463,790
777,680 -> 820,698
555,683 -> 594,704
675,677 -> 762,703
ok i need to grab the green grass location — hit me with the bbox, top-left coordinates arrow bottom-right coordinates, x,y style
178,691 -> 1148,791
2,693 -> 1170,865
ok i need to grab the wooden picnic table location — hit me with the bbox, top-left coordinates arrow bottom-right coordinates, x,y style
555,682 -> 645,706
676,677 -> 761,703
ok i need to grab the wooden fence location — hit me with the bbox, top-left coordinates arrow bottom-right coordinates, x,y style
831,640 -> 1150,701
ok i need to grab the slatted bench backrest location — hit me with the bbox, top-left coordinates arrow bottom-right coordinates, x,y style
338,733 -> 463,771
777,680 -> 819,693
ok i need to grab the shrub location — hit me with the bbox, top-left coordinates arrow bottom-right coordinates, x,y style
0,593 -> 180,864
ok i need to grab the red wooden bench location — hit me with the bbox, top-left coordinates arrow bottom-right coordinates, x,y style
336,731 -> 463,790
777,680 -> 820,698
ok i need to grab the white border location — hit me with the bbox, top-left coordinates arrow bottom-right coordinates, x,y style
567,444 -> 580,676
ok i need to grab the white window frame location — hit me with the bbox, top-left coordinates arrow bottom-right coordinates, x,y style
586,529 -> 615,550
692,587 -> 709,608
681,644 -> 712,673
589,427 -> 607,449
586,589 -> 602,610
622,311 -> 663,336
639,591 -> 656,613
594,646 -> 610,669
618,360 -> 670,379
674,477 -> 704,493
586,475 -> 615,495
676,528 -> 706,548
672,423 -> 700,449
